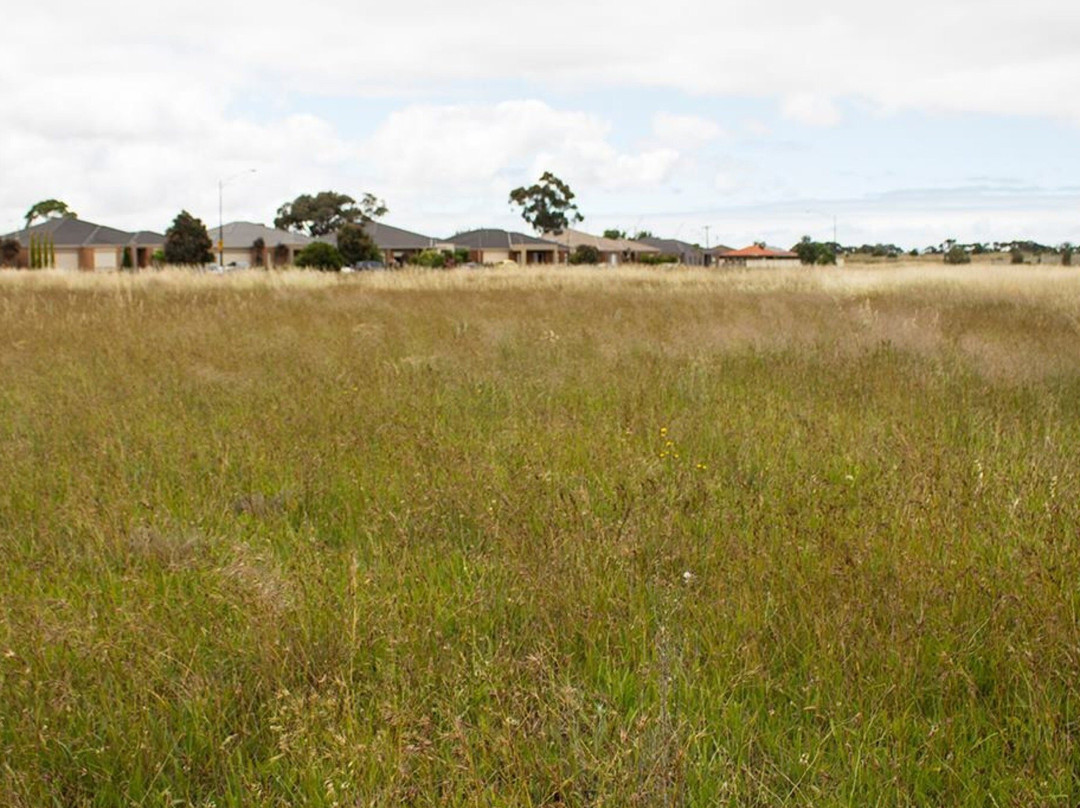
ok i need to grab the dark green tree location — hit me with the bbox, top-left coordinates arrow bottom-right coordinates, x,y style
1060,243 -> 1073,266
294,241 -> 345,271
164,210 -> 214,265
336,223 -> 383,265
793,235 -> 836,265
945,245 -> 972,265
274,191 -> 388,237
603,229 -> 626,240
24,199 -> 76,231
634,230 -> 654,240
508,172 -> 583,235
569,244 -> 601,264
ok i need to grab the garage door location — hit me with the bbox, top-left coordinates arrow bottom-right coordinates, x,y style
55,250 -> 79,270
93,248 -> 118,270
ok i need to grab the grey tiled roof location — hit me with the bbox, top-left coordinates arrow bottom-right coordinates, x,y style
2,218 -> 165,247
448,229 -> 567,249
362,221 -> 441,250
639,237 -> 709,255
541,228 -> 660,253
212,222 -> 312,248
3,218 -> 140,247
131,230 -> 166,245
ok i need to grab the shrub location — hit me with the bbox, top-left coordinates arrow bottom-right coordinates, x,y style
569,244 -> 601,265
273,244 -> 290,267
638,253 -> 679,265
151,249 -> 165,268
944,246 -> 971,265
1061,245 -> 1073,266
294,241 -> 345,271
251,237 -> 266,267
0,238 -> 21,267
408,249 -> 447,268
1010,248 -> 1024,265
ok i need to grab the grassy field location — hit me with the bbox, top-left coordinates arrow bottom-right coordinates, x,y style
2,264 -> 1079,806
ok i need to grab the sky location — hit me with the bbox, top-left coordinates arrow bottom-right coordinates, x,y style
3,0 -> 1080,250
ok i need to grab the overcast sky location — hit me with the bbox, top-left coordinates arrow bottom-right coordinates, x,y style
4,0 -> 1079,249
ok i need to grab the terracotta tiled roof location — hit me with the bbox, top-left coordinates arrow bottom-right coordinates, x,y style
719,244 -> 798,258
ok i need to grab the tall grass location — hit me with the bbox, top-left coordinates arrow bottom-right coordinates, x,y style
1,265 -> 1079,806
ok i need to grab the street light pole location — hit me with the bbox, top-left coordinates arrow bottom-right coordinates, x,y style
804,208 -> 839,257
218,168 -> 256,268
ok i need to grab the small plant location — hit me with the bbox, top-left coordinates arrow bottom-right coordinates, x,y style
1010,248 -> 1024,265
151,249 -> 165,268
121,246 -> 134,269
1061,244 -> 1073,266
294,241 -> 345,271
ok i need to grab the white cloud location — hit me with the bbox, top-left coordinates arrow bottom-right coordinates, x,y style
652,113 -> 724,149
365,100 -> 681,195
3,0 -> 1079,244
8,1 -> 1080,121
781,94 -> 842,127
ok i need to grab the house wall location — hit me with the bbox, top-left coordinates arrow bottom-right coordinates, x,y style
480,249 -> 511,264
721,257 -> 800,268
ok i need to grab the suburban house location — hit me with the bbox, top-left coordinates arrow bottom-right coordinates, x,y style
542,228 -> 660,265
449,229 -> 569,265
2,217 -> 164,270
213,222 -> 313,267
330,221 -> 457,265
637,236 -> 726,267
715,244 -> 800,267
